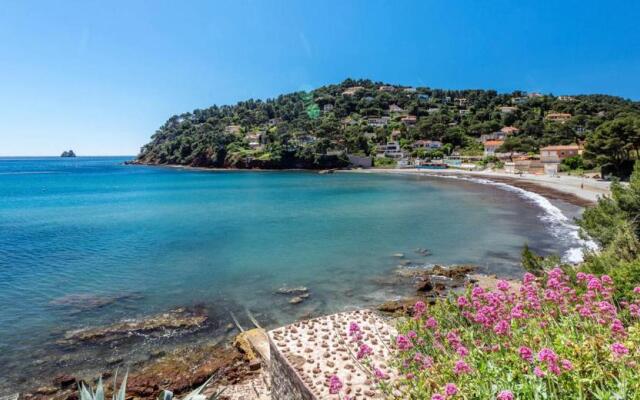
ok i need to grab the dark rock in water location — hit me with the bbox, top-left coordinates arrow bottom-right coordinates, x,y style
52,374 -> 75,389
289,296 -> 305,304
60,150 -> 76,158
60,307 -> 207,345
415,276 -> 434,293
431,264 -> 476,279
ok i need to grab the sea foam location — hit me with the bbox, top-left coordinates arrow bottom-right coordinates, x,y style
426,174 -> 598,263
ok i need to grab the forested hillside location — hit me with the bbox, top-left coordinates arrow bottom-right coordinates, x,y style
136,79 -> 640,173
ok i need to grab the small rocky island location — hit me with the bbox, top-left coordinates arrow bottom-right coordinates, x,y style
60,150 -> 76,157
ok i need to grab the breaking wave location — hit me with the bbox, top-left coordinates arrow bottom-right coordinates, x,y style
430,174 -> 598,263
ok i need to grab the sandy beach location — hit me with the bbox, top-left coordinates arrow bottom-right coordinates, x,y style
344,168 -> 611,207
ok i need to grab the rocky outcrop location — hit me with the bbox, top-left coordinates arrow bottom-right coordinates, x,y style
60,308 -> 207,345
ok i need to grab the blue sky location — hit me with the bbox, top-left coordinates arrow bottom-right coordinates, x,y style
0,0 -> 638,156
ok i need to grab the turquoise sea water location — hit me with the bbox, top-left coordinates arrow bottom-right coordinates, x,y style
0,157 -> 584,390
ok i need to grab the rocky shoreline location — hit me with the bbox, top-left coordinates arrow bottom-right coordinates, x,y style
14,262 -> 506,400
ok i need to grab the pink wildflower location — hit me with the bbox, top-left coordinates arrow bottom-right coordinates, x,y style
396,335 -> 413,351
519,346 -> 533,362
444,383 -> 458,396
497,390 -> 514,400
425,317 -> 438,329
374,367 -> 388,380
497,280 -> 510,291
523,272 -> 536,284
561,359 -> 573,371
601,275 -> 614,285
431,395 -> 445,400
454,360 -> 471,374
611,319 -> 626,336
534,366 -> 546,377
457,296 -> 469,307
357,343 -> 373,359
413,300 -> 426,317
328,375 -> 342,394
588,277 -> 603,291
633,286 -> 640,294
457,345 -> 469,357
407,330 -> 417,339
493,319 -> 510,336
538,348 -> 558,364
611,342 -> 629,357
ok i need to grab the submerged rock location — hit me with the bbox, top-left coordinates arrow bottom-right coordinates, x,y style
49,292 -> 141,311
276,286 -> 308,295
60,307 -> 207,345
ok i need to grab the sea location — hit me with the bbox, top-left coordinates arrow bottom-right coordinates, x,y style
0,156 -> 589,391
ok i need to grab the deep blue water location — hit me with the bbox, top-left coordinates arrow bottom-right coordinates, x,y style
0,157 -> 583,390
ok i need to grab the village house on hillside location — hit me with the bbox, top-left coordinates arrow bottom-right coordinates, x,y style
455,98 -> 468,107
367,116 -> 390,127
322,103 -> 334,112
540,144 -> 582,176
483,140 -> 504,156
500,126 -> 519,135
480,126 -> 520,143
413,140 -> 443,150
499,106 -> 517,114
376,141 -> 404,159
401,115 -> 417,126
388,104 -> 405,113
378,85 -> 396,92
545,112 -> 572,123
540,144 -> 582,161
225,125 -> 242,135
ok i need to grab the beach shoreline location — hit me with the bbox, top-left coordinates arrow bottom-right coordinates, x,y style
341,168 -> 611,207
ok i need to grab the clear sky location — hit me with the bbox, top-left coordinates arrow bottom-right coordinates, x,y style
1,0 -> 638,156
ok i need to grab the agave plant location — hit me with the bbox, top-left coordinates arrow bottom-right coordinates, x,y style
157,375 -> 225,400
78,370 -> 128,400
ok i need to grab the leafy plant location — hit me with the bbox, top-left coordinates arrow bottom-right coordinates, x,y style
157,375 -> 226,400
78,371 -> 127,400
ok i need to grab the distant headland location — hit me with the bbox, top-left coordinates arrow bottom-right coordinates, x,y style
60,150 -> 76,157
134,78 -> 640,177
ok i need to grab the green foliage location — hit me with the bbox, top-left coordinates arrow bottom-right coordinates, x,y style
386,272 -> 640,399
373,157 -> 396,168
521,243 -> 544,275
578,161 -> 640,299
584,115 -> 640,178
561,155 -> 586,170
136,79 -> 639,170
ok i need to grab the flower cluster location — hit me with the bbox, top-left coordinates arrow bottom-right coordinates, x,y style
388,268 -> 640,398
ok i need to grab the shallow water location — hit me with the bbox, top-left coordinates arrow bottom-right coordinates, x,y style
0,157 -> 585,390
